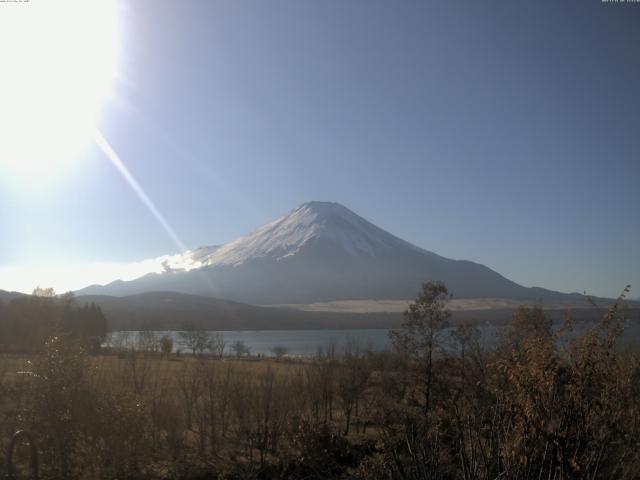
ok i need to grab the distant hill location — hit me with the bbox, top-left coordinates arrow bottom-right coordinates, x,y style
76,291 -> 640,332
77,201 -> 592,305
76,291 -> 402,331
3,289 -> 637,331
0,290 -> 27,302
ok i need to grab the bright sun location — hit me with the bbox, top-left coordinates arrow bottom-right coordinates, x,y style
0,0 -> 120,176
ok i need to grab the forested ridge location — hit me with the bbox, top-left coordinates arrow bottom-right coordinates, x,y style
0,291 -> 107,353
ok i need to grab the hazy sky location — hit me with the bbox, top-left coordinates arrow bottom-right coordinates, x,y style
1,0 -> 639,297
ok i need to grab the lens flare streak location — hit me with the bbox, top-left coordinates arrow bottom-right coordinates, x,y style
93,129 -> 188,253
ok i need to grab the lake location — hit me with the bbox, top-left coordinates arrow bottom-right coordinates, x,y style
109,319 -> 640,357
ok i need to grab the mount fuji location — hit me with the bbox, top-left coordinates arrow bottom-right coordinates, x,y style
77,201 -> 581,304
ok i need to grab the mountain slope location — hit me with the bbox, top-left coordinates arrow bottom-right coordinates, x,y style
0,289 -> 28,302
77,201 -> 585,304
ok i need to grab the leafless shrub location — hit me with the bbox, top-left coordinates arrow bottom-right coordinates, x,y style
231,339 -> 251,358
270,345 -> 288,359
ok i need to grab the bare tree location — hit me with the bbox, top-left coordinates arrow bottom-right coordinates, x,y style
32,286 -> 57,297
231,340 -> 251,358
270,345 -> 288,360
208,332 -> 226,359
160,335 -> 173,357
137,330 -> 158,353
313,340 -> 337,425
111,330 -> 133,350
177,362 -> 204,431
179,329 -> 211,357
337,339 -> 371,435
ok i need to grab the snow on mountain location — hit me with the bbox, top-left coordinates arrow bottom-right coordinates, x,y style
77,201 -> 584,304
160,201 -> 425,272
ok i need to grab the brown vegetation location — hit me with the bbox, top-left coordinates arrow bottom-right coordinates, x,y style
0,283 -> 638,479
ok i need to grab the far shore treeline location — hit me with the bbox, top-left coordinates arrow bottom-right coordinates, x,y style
0,288 -> 107,353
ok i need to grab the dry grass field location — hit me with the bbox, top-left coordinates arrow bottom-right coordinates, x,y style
1,287 -> 639,479
268,297 -> 607,313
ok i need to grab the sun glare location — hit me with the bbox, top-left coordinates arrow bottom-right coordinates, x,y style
0,0 -> 120,177
0,260 -> 164,295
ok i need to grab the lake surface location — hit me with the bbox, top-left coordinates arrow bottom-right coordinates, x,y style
110,320 -> 640,357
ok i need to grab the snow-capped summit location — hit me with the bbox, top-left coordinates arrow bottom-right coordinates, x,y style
263,201 -> 420,258
160,201 -> 423,272
77,201 -> 576,304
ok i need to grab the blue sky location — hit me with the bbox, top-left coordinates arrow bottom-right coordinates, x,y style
0,0 -> 639,297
